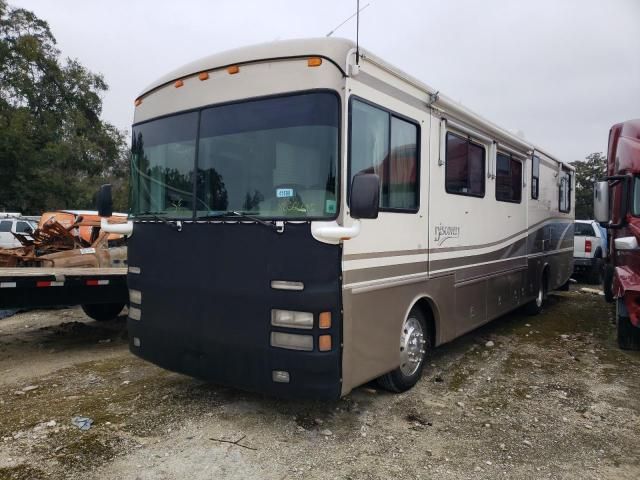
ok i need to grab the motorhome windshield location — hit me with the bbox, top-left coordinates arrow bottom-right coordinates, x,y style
130,91 -> 340,219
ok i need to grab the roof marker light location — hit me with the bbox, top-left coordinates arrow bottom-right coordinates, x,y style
227,65 -> 240,75
134,98 -> 142,107
198,72 -> 209,81
174,79 -> 184,88
307,57 -> 322,67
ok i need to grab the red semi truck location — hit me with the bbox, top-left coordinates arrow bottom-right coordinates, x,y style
595,118 -> 640,350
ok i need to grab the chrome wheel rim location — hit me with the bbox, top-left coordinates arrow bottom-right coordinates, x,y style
400,316 -> 426,376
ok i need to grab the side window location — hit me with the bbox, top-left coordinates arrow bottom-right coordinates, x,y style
0,220 -> 12,232
531,155 -> 540,199
349,98 -> 419,211
445,132 -> 485,197
559,170 -> 571,213
16,221 -> 33,233
495,153 -> 522,203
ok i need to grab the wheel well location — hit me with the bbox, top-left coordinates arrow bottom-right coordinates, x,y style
542,264 -> 550,293
412,297 -> 436,347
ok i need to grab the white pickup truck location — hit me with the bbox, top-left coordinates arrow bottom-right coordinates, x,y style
573,220 -> 607,283
0,213 -> 36,249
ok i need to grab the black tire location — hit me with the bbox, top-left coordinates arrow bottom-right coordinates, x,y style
603,263 -> 614,303
525,273 -> 547,315
377,307 -> 431,393
81,303 -> 125,322
616,298 -> 640,350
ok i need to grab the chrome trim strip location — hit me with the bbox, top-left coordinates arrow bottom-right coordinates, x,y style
347,272 -> 431,295
344,248 -> 428,261
455,265 -> 528,287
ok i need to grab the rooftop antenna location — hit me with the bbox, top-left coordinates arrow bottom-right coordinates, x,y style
326,1 -> 371,46
356,0 -> 360,64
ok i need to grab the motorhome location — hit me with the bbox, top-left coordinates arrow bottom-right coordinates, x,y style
100,38 -> 574,398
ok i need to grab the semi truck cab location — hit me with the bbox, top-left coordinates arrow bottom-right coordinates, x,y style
594,118 -> 640,350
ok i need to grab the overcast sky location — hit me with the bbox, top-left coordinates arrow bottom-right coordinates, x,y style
12,0 -> 640,162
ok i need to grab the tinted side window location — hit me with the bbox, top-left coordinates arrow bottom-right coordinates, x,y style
16,221 -> 32,233
388,117 -> 418,209
445,132 -> 485,197
349,98 -> 419,211
559,171 -> 571,213
495,153 -> 522,203
574,222 -> 596,236
0,221 -> 12,232
531,155 -> 540,199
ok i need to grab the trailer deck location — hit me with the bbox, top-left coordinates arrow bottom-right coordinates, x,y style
0,267 -> 128,309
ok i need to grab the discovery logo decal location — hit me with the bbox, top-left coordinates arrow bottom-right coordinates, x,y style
434,224 -> 460,246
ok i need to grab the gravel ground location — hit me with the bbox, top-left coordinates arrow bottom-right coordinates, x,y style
0,285 -> 639,480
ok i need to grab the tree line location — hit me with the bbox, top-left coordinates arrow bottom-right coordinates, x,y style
0,0 -> 128,215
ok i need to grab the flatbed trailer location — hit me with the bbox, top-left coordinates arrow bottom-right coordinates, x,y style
0,267 -> 128,321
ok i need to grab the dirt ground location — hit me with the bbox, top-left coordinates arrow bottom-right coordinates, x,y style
1,285 -> 639,480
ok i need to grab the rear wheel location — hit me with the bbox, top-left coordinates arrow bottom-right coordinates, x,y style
377,307 -> 431,393
81,303 -> 125,322
616,298 -> 640,350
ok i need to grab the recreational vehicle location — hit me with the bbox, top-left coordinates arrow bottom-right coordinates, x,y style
100,38 -> 574,399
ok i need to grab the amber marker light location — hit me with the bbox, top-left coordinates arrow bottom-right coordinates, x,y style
227,65 -> 240,75
174,79 -> 184,88
319,312 -> 331,329
134,98 -> 142,107
319,335 -> 332,352
198,72 -> 209,81
307,57 -> 322,67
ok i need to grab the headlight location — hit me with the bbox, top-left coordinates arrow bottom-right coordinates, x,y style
271,309 -> 313,329
270,332 -> 313,351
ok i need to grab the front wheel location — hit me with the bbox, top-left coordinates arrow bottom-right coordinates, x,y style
616,298 -> 640,350
81,303 -> 125,322
377,307 -> 431,393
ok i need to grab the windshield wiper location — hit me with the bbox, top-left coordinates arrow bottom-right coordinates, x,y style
134,211 -> 182,231
197,211 -> 277,231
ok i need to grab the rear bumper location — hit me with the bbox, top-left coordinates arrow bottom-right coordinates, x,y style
128,318 -> 342,399
573,256 -> 599,272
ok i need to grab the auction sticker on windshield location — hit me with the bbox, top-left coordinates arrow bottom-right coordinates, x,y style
276,188 -> 294,198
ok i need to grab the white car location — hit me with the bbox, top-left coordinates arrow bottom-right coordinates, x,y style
0,214 -> 37,249
573,219 -> 607,283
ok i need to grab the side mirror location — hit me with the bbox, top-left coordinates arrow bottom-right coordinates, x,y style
350,173 -> 380,219
97,184 -> 113,218
593,181 -> 609,224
